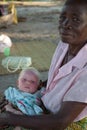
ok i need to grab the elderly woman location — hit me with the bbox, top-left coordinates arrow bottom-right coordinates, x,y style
1,0 -> 87,130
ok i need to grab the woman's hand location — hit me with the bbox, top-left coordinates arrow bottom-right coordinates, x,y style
0,97 -> 9,129
0,112 -> 9,129
0,96 -> 8,113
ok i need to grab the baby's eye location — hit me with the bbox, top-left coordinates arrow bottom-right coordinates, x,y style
22,78 -> 27,82
30,80 -> 37,84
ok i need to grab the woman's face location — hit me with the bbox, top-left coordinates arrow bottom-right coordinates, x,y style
58,3 -> 87,46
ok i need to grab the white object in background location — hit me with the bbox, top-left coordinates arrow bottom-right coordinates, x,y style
0,34 -> 12,53
2,56 -> 32,73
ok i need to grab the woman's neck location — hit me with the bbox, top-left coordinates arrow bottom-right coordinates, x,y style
62,43 -> 85,65
68,43 -> 86,56
65,44 -> 81,62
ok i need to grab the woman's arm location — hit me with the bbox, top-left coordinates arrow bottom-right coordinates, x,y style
0,101 -> 86,130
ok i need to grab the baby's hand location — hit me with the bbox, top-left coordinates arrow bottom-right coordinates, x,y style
5,103 -> 13,112
5,103 -> 23,115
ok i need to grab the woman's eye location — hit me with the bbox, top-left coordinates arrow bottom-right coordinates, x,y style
59,15 -> 66,22
72,17 -> 80,23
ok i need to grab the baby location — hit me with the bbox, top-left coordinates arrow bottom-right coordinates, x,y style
4,67 -> 45,130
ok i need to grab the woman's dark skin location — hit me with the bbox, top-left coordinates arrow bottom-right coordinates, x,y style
59,1 -> 87,57
1,0 -> 87,129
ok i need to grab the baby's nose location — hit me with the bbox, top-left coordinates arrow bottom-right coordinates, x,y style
26,80 -> 30,84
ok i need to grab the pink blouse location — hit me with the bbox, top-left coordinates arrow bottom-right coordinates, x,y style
42,41 -> 87,122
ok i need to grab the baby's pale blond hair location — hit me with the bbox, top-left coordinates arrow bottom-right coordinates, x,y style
18,67 -> 40,85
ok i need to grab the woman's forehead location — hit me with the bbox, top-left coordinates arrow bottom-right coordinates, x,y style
64,0 -> 87,10
65,0 -> 87,5
62,3 -> 87,15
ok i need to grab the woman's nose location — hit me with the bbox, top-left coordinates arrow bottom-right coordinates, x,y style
63,18 -> 72,29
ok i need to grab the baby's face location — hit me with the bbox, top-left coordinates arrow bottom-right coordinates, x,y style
18,71 -> 39,93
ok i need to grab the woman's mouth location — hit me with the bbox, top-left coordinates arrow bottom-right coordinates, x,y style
60,28 -> 73,36
60,31 -> 74,42
61,33 -> 72,38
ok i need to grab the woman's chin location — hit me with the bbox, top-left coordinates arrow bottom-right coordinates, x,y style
61,36 -> 74,44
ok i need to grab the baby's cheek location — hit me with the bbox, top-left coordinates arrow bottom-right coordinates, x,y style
18,83 -> 24,90
31,85 -> 37,91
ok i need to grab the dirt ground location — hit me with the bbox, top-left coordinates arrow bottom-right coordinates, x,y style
0,4 -> 62,95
